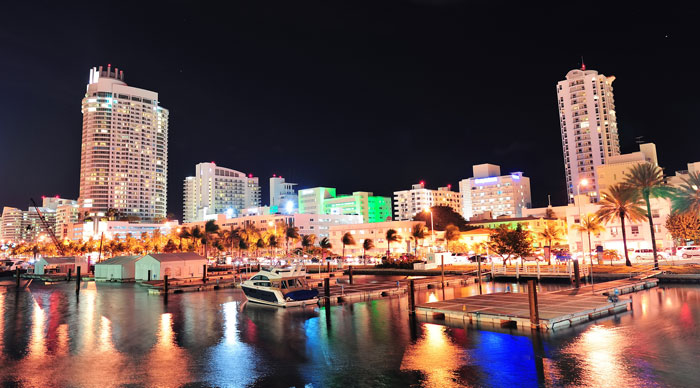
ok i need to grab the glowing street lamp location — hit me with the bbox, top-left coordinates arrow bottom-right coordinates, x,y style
424,207 -> 435,251
576,178 -> 589,281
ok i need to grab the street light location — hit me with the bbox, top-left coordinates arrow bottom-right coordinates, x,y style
424,207 -> 435,250
576,178 -> 589,282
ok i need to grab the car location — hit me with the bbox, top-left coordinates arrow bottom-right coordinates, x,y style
633,248 -> 668,261
467,255 -> 490,263
678,246 -> 700,258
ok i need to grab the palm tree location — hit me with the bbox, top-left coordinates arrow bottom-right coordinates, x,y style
596,184 -> 647,266
672,171 -> 700,215
572,214 -> 606,267
444,224 -> 460,253
268,234 -> 281,257
255,235 -> 268,257
190,226 -> 204,254
624,164 -> 673,270
362,238 -> 374,265
410,224 -> 426,256
203,220 -> 220,259
341,232 -> 355,261
537,223 -> 564,265
285,225 -> 300,257
385,229 -> 400,260
301,234 -> 317,256
319,237 -> 332,261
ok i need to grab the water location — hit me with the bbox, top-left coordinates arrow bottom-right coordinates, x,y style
1,277 -> 700,387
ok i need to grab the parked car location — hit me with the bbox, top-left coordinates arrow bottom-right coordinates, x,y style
554,251 -> 572,262
678,246 -> 700,258
467,255 -> 490,263
632,248 -> 669,260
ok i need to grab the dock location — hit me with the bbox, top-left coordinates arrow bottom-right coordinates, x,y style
316,275 -> 480,305
490,263 -> 588,280
414,277 -> 658,331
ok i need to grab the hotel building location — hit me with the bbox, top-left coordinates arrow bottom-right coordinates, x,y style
78,65 -> 169,222
557,65 -> 621,202
328,220 -> 425,256
393,182 -> 462,221
183,162 -> 261,223
459,164 -> 531,220
269,175 -> 298,214
298,187 -> 337,215
596,143 -> 658,194
324,191 -> 392,223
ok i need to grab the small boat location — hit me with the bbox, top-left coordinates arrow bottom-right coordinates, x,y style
241,266 -> 319,307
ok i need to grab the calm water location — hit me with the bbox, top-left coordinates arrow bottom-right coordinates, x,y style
1,277 -> 699,388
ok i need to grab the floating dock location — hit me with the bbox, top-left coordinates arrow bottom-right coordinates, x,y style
414,277 -> 658,331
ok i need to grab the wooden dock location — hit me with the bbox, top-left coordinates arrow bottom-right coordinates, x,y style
316,275 -> 479,305
414,277 -> 658,331
490,263 -> 589,280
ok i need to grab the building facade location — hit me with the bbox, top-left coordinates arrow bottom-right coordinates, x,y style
596,143 -> 658,195
324,191 -> 392,223
459,164 -> 531,220
78,65 -> 169,222
269,175 -> 298,214
0,197 -> 77,243
557,65 -> 621,203
65,220 -> 179,242
393,182 -> 462,221
182,162 -> 261,223
328,220 -> 425,257
298,187 -> 336,215
0,207 -> 24,243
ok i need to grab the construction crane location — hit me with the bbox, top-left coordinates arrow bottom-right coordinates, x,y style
29,198 -> 65,256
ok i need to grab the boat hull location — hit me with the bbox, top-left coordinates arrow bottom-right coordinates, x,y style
241,284 -> 318,307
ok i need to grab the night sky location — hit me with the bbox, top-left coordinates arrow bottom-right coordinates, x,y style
1,1 -> 698,220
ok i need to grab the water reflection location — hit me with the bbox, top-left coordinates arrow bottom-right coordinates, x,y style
0,281 -> 699,387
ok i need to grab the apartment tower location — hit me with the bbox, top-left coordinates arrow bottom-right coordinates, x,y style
557,64 -> 620,202
78,65 -> 169,221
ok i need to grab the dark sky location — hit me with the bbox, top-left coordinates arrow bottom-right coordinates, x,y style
1,1 -> 698,220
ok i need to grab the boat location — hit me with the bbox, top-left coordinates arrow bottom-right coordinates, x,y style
240,265 -> 319,307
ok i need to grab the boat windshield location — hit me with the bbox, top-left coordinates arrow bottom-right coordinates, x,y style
283,278 -> 306,288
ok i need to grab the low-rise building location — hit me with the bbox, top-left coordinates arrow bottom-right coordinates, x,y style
459,163 -> 531,220
134,252 -> 207,280
94,255 -> 141,280
65,220 -> 179,242
328,220 -> 425,257
324,191 -> 392,223
466,216 -> 568,249
596,143 -> 657,195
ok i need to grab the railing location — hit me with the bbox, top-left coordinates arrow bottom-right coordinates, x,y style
490,262 -> 588,278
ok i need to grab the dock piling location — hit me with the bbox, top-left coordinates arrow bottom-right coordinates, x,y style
573,260 -> 581,288
75,266 -> 81,293
324,278 -> 330,301
203,264 -> 207,284
349,266 -> 353,285
408,279 -> 416,314
16,268 -> 20,288
528,279 -> 540,330
67,268 -> 72,282
326,261 -> 330,274
164,275 -> 169,294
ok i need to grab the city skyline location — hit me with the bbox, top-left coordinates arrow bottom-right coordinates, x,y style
1,2 -> 698,221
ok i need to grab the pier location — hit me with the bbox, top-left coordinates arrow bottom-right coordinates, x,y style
414,277 -> 659,331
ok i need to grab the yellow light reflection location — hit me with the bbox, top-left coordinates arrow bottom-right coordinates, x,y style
144,313 -> 191,386
400,324 -> 466,388
428,292 -> 438,303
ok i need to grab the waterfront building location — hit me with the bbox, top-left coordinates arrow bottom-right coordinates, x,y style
269,175 -> 298,214
459,163 -> 531,220
298,187 -> 336,215
34,257 -> 88,275
78,65 -> 169,222
328,220 -> 425,257
0,207 -> 23,243
182,162 -> 261,222
324,191 -> 392,223
134,252 -> 206,280
94,255 -> 141,280
184,212 -> 361,241
393,182 -> 462,221
466,216 -> 568,249
557,65 -> 621,203
596,143 -> 658,194
0,197 -> 78,243
565,195 -> 672,253
64,220 -> 179,242
668,161 -> 700,187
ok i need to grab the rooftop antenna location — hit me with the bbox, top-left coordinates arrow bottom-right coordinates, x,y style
581,56 -> 586,71
635,136 -> 645,144
548,194 -> 552,207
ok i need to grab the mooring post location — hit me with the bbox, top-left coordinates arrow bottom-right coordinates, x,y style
324,277 -> 330,301
203,264 -> 207,283
573,259 -> 581,288
537,261 -> 541,280
75,266 -> 81,293
477,255 -> 483,295
16,267 -> 20,288
164,275 -> 169,294
349,266 -> 353,285
327,261 -> 330,274
516,264 -> 520,279
67,268 -> 72,282
528,279 -> 540,330
408,279 -> 416,315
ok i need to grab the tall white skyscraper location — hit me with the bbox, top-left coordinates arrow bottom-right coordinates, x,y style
182,162 -> 261,223
78,65 -> 169,221
557,64 -> 620,202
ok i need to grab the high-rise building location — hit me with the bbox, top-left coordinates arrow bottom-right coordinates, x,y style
393,182 -> 462,221
269,175 -> 298,214
78,65 -> 169,222
557,64 -> 620,203
0,197 -> 77,243
459,164 -> 531,220
298,187 -> 336,215
182,162 -> 261,223
324,191 -> 392,223
0,207 -> 23,243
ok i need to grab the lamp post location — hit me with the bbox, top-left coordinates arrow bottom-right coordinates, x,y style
576,179 -> 588,282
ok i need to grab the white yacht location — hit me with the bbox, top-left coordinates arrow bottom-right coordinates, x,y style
241,266 -> 319,307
